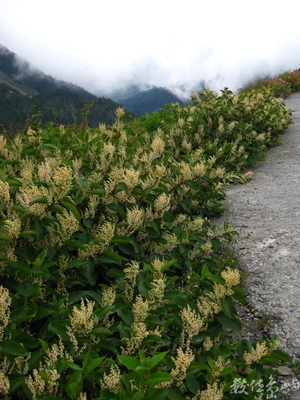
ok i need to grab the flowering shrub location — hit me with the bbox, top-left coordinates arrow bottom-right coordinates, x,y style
0,86 -> 293,399
239,69 -> 300,99
265,77 -> 292,98
278,70 -> 300,92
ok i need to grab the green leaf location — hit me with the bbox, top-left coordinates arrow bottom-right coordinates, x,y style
107,203 -> 126,218
64,360 -> 83,371
220,296 -> 237,319
163,386 -> 184,400
207,274 -> 225,284
33,249 -> 48,267
118,322 -> 131,340
1,339 -> 29,356
219,366 -> 236,376
116,182 -> 128,192
13,332 -> 40,349
0,230 -> 13,242
31,308 -> 54,322
188,362 -> 210,372
161,259 -> 177,273
185,374 -> 200,393
83,357 -> 105,376
201,265 -> 211,279
216,312 -> 241,331
29,195 -> 48,206
142,335 -> 165,347
12,204 -> 26,213
68,290 -> 102,304
180,198 -> 191,213
91,326 -> 112,336
131,394 -> 144,400
48,321 -> 69,341
90,188 -> 106,195
0,159 -> 19,166
98,250 -> 124,265
48,204 -> 65,213
83,219 -> 92,228
30,220 -> 44,240
145,389 -> 169,400
145,372 -> 174,386
117,236 -> 143,259
149,219 -> 163,237
120,113 -> 134,120
117,355 -> 142,371
80,261 -> 97,286
147,351 -> 169,369
10,307 -> 37,322
21,210 -> 35,221
23,145 -> 38,155
89,136 -> 102,144
17,282 -> 40,298
66,371 -> 83,399
111,235 -> 133,244
117,307 -> 134,325
98,338 -> 119,353
33,267 -> 51,277
60,197 -> 81,221
7,179 -> 22,188
39,339 -> 49,353
64,239 -> 87,251
8,376 -> 27,394
210,238 -> 222,251
271,350 -> 291,362
7,260 -> 31,274
106,267 -> 124,277
163,290 -> 186,301
18,229 -> 37,237
138,350 -> 147,364
231,286 -> 246,305
67,259 -> 89,269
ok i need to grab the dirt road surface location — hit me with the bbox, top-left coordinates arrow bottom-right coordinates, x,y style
213,92 -> 300,362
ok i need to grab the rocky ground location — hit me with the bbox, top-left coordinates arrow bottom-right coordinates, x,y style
212,92 -> 300,399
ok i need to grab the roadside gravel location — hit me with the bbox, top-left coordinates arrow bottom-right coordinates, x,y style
212,92 -> 300,395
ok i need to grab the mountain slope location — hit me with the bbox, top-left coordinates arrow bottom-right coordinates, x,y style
118,87 -> 185,116
0,45 -> 121,131
0,44 -> 95,98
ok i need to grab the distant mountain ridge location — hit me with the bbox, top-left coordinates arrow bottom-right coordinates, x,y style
117,87 -> 185,116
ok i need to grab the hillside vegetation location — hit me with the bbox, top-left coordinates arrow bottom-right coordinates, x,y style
0,71 -> 299,399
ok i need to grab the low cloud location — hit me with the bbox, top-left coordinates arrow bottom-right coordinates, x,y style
1,0 -> 300,100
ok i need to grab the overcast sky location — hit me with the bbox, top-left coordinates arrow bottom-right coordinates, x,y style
1,0 -> 300,98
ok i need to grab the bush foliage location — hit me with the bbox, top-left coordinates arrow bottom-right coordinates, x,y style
238,69 -> 300,98
0,75 -> 296,399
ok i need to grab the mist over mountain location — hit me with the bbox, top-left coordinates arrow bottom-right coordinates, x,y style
0,45 -> 121,131
0,45 -> 201,131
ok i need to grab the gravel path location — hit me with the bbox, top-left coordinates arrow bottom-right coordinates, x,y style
213,92 -> 300,362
